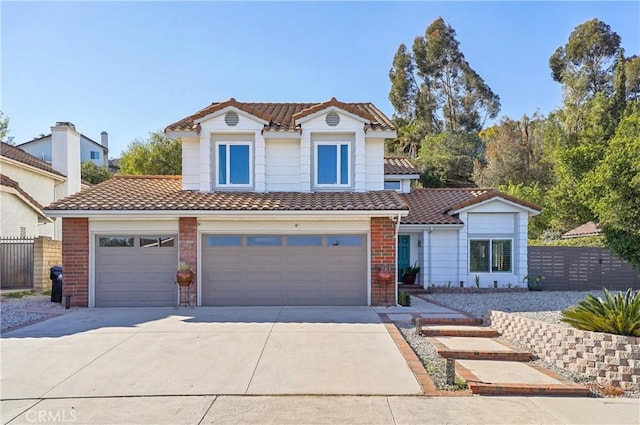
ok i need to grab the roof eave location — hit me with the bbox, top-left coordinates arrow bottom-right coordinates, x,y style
45,209 -> 410,219
0,156 -> 66,181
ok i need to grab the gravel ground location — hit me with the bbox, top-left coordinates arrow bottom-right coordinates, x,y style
412,290 -> 640,398
1,293 -> 70,333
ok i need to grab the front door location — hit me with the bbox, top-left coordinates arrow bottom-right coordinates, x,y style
397,235 -> 410,281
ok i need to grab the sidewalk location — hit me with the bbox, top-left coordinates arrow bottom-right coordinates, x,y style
3,395 -> 638,424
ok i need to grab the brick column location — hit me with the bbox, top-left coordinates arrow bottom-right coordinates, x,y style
179,217 -> 198,305
370,217 -> 396,306
32,236 -> 62,292
62,218 -> 89,307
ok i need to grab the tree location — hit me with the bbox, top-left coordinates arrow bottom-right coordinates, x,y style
549,18 -> 621,100
416,132 -> 482,187
582,114 -> 640,267
119,131 -> 182,175
389,18 -> 500,135
0,111 -> 14,144
81,161 -> 112,184
473,114 -> 552,188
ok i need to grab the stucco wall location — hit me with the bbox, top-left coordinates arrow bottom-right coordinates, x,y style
0,192 -> 40,237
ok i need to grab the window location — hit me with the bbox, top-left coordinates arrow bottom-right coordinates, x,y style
217,143 -> 251,186
384,181 -> 401,191
315,143 -> 350,186
90,151 -> 100,160
140,236 -> 174,247
287,236 -> 322,246
327,235 -> 363,247
470,239 -> 512,273
99,237 -> 134,247
207,236 -> 242,246
247,236 -> 282,246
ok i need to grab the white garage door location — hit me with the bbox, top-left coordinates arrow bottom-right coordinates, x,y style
95,235 -> 178,307
201,234 -> 367,306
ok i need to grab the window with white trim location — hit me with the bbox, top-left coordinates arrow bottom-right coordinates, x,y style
216,142 -> 252,186
90,151 -> 100,160
469,239 -> 512,273
315,142 -> 350,186
384,181 -> 401,191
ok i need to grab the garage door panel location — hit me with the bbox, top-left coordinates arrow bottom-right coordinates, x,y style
202,234 -> 367,306
95,235 -> 178,307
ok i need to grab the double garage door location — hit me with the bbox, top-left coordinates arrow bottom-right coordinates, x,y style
94,233 -> 367,307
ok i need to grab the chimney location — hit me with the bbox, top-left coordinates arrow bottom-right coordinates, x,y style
51,122 -> 81,196
100,131 -> 109,166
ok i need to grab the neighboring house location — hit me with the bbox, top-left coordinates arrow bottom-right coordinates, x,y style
45,98 -> 540,308
17,123 -> 109,168
1,123 -> 85,239
562,222 -> 602,239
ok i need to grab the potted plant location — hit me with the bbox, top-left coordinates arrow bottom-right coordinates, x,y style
176,262 -> 194,287
402,262 -> 421,285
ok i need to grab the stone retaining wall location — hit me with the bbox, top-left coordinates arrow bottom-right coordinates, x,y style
486,310 -> 640,390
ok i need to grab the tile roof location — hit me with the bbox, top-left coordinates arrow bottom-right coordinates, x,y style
562,221 -> 602,239
1,142 -> 65,177
1,174 -> 47,217
165,98 -> 395,133
400,188 -> 541,225
45,175 -> 408,212
384,157 -> 418,175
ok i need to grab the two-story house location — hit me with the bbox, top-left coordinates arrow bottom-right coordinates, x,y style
45,98 -> 540,308
17,124 -> 109,168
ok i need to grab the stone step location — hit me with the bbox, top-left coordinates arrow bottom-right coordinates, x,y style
426,336 -> 532,361
420,325 -> 499,338
414,317 -> 484,326
455,360 -> 590,397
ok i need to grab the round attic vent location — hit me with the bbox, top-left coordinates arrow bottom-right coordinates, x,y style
224,111 -> 239,127
325,111 -> 340,127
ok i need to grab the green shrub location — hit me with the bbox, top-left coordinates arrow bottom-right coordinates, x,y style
398,290 -> 411,307
561,289 -> 640,336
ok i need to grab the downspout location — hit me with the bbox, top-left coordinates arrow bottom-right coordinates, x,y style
427,225 -> 433,287
395,213 -> 402,306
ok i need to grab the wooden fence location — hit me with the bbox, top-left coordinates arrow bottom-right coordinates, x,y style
528,246 -> 640,291
0,237 -> 34,289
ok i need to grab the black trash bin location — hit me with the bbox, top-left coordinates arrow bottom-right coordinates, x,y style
50,266 -> 63,303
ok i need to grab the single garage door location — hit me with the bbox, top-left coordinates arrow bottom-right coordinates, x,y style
95,235 -> 178,307
202,234 -> 367,306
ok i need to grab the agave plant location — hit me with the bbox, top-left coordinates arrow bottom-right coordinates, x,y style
561,289 -> 640,337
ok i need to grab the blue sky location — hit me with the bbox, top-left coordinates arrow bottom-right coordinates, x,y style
2,1 -> 638,157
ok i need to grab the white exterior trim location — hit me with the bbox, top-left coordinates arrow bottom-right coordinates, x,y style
0,157 -> 66,182
365,130 -> 396,138
194,106 -> 269,126
47,210 -> 409,219
451,197 -> 540,216
263,131 -> 300,139
294,106 -> 370,126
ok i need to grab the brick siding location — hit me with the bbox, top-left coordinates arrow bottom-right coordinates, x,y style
61,218 -> 89,307
370,217 -> 396,306
179,217 -> 197,305
487,311 -> 640,391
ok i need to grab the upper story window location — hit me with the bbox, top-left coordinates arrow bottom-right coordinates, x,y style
315,142 -> 350,187
216,142 -> 252,186
90,151 -> 100,160
384,181 -> 401,191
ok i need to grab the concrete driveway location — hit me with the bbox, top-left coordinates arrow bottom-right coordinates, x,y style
0,306 -> 421,400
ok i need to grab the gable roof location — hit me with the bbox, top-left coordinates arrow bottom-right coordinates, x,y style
0,174 -> 51,221
562,221 -> 602,239
45,175 -> 408,213
384,157 -> 418,175
165,98 -> 395,133
400,188 -> 541,225
16,133 -> 108,152
0,142 -> 65,177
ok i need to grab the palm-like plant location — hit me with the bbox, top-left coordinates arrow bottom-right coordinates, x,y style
561,289 -> 640,336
